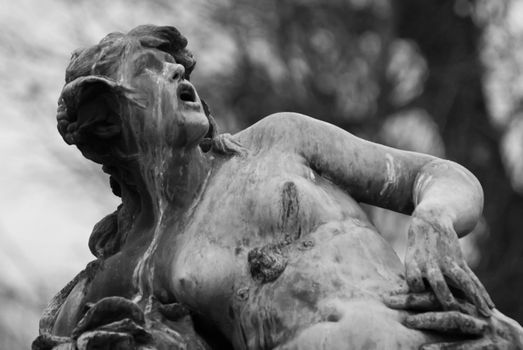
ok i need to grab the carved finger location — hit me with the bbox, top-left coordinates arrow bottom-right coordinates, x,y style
384,292 -> 441,311
420,338 -> 495,350
446,263 -> 491,317
76,330 -> 134,350
426,264 -> 459,311
72,297 -> 145,338
97,318 -> 152,343
32,334 -> 72,350
463,264 -> 495,309
404,311 -> 488,335
406,259 -> 426,293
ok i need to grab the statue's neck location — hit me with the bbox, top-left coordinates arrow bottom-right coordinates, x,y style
142,145 -> 209,211
116,145 -> 212,236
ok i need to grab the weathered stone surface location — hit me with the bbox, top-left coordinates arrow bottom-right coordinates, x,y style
34,25 -> 523,349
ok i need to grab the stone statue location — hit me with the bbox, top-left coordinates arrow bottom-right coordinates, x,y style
33,25 -> 523,350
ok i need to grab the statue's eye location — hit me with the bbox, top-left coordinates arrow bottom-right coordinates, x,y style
164,54 -> 176,64
133,53 -> 163,76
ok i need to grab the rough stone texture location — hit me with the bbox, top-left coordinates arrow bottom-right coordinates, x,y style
248,244 -> 288,283
34,25 -> 523,349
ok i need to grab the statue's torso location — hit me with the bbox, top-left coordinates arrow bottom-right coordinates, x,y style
53,132 -> 428,348
164,144 -> 409,348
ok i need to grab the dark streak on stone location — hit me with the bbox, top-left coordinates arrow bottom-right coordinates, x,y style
280,181 -> 301,242
235,247 -> 243,256
247,181 -> 304,284
228,305 -> 235,320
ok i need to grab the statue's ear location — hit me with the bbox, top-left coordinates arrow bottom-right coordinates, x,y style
57,76 -> 134,163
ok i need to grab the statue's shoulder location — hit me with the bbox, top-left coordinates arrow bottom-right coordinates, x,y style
233,112 -> 316,151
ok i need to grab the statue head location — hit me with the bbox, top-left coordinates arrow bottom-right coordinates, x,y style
57,25 -> 217,167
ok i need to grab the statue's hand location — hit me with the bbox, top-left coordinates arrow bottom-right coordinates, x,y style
385,292 -> 523,349
404,213 -> 494,317
31,297 -> 150,350
406,311 -> 523,350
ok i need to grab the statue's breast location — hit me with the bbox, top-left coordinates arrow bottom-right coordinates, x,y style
167,150 -> 371,323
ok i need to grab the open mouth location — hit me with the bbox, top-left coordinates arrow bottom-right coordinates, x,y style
177,82 -> 197,103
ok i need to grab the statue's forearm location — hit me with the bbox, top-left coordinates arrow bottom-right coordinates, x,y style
411,159 -> 484,237
301,120 -> 484,234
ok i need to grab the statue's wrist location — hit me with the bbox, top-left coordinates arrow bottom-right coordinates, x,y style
411,206 -> 455,235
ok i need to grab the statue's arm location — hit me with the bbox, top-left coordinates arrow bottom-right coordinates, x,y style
251,112 -> 492,315
312,125 -> 483,236
258,112 -> 482,229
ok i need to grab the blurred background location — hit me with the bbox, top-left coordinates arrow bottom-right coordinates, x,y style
2,0 -> 523,348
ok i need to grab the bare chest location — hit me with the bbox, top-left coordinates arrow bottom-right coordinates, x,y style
167,152 -> 369,312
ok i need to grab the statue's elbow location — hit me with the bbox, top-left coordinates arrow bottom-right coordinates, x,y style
445,161 -> 484,236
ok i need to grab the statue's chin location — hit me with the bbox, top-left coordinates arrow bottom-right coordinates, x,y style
181,111 -> 210,148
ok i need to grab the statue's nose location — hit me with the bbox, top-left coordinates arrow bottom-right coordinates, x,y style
166,63 -> 185,82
